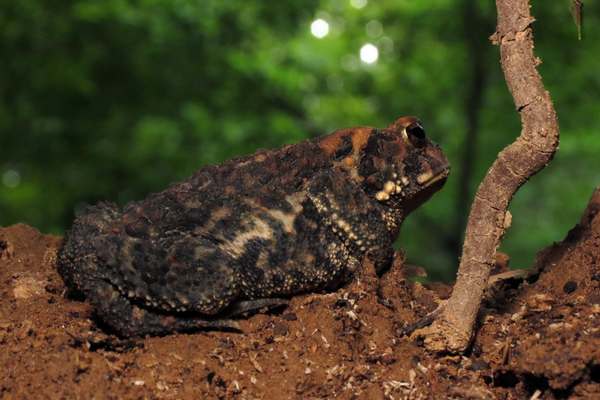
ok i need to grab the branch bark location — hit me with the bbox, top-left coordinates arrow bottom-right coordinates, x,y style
416,0 -> 559,353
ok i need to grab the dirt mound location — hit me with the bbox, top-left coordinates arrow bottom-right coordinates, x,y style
1,191 -> 599,399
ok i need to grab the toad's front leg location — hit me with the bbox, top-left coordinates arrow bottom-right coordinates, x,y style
306,167 -> 396,277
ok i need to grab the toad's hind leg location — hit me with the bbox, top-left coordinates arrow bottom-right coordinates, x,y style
89,280 -> 240,337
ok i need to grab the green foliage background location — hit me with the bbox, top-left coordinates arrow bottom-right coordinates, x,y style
1,0 -> 599,279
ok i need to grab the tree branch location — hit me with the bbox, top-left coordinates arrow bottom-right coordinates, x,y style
416,0 -> 559,353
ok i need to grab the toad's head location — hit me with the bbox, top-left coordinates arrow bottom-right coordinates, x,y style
321,116 -> 450,217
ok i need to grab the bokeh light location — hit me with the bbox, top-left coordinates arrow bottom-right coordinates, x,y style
359,43 -> 379,64
2,169 -> 21,188
379,36 -> 394,53
366,20 -> 383,37
310,18 -> 329,39
350,0 -> 368,10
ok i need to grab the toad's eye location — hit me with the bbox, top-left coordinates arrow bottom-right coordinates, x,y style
407,123 -> 425,139
405,122 -> 426,147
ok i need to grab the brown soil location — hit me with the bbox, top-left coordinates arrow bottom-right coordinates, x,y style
1,193 -> 599,399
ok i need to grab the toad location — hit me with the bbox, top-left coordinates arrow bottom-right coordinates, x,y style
58,116 -> 449,336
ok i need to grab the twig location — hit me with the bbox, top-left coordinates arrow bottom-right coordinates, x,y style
402,269 -> 529,337
570,1 -> 583,40
416,0 -> 559,353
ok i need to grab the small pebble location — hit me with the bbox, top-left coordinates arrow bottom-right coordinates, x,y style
468,359 -> 490,371
273,322 -> 288,337
563,281 -> 578,294
281,313 -> 297,321
334,299 -> 349,308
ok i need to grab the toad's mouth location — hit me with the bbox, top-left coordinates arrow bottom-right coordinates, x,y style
403,166 -> 450,214
418,166 -> 450,189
